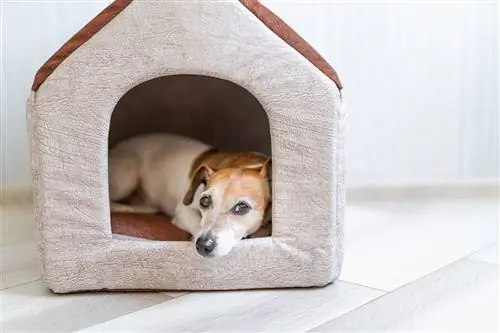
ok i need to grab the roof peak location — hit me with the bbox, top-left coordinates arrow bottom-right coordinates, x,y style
32,0 -> 342,91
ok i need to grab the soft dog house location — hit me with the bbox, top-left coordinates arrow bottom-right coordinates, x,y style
27,0 -> 345,293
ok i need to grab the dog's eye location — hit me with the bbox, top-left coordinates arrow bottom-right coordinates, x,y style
199,196 -> 211,209
231,201 -> 251,215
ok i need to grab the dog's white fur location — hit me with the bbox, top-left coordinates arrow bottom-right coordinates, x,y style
108,133 -> 271,257
109,133 -> 210,236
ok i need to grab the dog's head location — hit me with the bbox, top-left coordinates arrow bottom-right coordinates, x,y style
183,157 -> 272,258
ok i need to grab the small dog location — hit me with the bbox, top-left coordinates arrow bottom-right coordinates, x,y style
108,133 -> 272,258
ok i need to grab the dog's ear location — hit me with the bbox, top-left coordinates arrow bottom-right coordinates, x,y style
259,157 -> 272,182
183,164 -> 214,206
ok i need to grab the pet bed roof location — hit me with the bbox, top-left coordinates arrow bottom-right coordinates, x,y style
31,0 -> 342,92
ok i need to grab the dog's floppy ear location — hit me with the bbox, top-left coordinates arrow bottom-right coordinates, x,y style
183,164 -> 214,206
259,157 -> 272,182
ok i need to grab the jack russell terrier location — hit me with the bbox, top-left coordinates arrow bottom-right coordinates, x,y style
108,133 -> 272,258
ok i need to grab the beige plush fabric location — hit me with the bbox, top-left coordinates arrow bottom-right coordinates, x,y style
27,0 -> 345,293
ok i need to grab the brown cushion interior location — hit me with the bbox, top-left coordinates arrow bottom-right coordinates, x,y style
111,213 -> 191,241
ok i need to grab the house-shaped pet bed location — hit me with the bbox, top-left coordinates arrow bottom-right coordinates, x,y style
27,0 -> 345,293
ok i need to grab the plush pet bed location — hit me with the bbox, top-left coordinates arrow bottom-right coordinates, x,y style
27,0 -> 345,293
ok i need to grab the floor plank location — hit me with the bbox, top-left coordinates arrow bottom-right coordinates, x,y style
1,240 -> 41,289
312,259 -> 499,332
468,243 -> 499,265
77,282 -> 383,332
0,205 -> 37,246
1,280 -> 172,332
340,198 -> 499,290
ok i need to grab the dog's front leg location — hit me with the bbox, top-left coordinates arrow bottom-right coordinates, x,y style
172,203 -> 202,237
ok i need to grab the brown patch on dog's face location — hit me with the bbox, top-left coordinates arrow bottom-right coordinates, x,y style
190,159 -> 272,258
207,168 -> 270,211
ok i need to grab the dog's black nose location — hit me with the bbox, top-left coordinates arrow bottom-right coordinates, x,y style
195,234 -> 216,256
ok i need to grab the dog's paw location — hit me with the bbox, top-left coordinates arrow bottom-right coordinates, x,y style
171,217 -> 180,227
172,216 -> 199,238
110,202 -> 159,215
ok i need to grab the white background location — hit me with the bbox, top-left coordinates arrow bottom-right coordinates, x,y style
1,0 -> 498,188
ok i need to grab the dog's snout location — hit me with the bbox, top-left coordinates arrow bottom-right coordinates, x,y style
195,233 -> 216,257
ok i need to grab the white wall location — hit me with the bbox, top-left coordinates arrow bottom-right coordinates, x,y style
1,1 -> 498,188
1,1 -> 111,188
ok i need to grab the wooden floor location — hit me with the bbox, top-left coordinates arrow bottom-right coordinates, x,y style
1,197 -> 498,332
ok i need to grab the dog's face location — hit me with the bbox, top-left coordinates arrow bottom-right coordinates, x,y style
183,158 -> 272,258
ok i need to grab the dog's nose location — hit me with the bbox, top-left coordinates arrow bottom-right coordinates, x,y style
195,234 -> 216,256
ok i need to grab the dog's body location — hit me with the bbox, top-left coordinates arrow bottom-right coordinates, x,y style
109,133 -> 272,257
108,133 -> 211,232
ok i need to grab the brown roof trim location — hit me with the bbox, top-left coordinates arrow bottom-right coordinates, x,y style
239,0 -> 342,90
31,0 -> 133,91
31,0 -> 342,92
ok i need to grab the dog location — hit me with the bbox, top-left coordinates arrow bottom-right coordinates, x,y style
108,133 -> 272,258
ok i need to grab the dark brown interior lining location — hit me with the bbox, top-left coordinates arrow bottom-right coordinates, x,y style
109,75 -> 272,154
31,0 -> 342,92
109,75 -> 272,241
